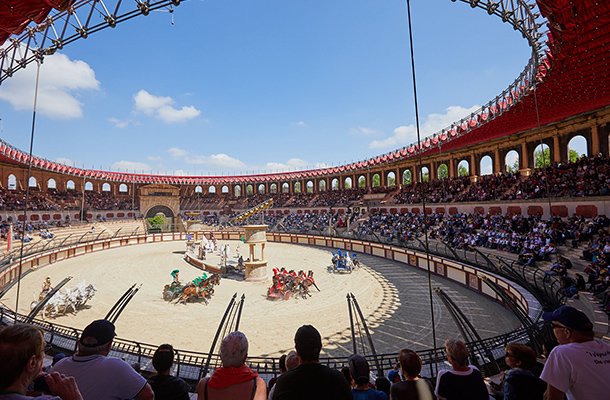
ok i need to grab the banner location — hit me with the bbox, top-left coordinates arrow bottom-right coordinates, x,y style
6,224 -> 12,253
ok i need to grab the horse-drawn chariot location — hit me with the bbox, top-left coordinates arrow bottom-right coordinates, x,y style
30,282 -> 97,319
162,273 -> 221,304
267,269 -> 319,300
328,250 -> 359,273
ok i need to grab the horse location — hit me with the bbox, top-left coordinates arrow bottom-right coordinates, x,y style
175,274 -> 221,304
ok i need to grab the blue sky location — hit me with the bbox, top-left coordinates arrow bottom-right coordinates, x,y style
0,0 -> 534,176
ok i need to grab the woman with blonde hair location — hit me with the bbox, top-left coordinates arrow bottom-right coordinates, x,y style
434,339 -> 487,400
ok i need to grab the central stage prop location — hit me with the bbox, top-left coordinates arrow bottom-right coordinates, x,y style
243,225 -> 268,281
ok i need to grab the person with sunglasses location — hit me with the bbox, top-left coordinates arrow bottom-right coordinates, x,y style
501,344 -> 545,400
540,305 -> 610,400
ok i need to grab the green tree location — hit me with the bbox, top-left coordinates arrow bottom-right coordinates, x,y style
568,149 -> 581,163
506,159 -> 520,173
147,214 -> 165,232
438,164 -> 448,179
403,171 -> 412,185
387,175 -> 396,187
344,180 -> 352,189
458,164 -> 469,177
421,170 -> 430,182
358,177 -> 366,188
372,174 -> 381,187
534,147 -> 551,168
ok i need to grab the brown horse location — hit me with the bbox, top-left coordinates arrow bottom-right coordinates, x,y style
175,274 -> 221,304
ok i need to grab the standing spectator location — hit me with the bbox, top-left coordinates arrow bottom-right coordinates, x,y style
147,344 -> 190,400
196,331 -> 266,400
272,325 -> 352,400
51,319 -> 153,400
434,339 -> 487,400
502,344 -> 545,400
0,324 -> 83,400
390,349 -> 435,400
348,354 -> 387,400
540,305 -> 610,400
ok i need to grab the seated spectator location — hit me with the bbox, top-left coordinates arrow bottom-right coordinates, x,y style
51,319 -> 153,400
501,344 -> 545,400
390,349 -> 434,400
348,354 -> 387,399
434,339 -> 487,400
272,325 -> 351,400
197,331 -> 266,400
268,351 -> 298,400
147,344 -> 190,400
0,323 -> 83,400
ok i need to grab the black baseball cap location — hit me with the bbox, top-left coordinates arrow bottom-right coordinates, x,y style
542,305 -> 593,332
80,319 -> 116,347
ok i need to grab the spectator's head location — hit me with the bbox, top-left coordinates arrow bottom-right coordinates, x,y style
294,325 -> 322,363
77,319 -> 116,356
505,343 -> 537,370
219,331 -> 248,368
398,349 -> 422,378
340,366 -> 352,386
375,377 -> 391,396
348,354 -> 370,386
542,305 -> 594,343
285,350 -> 299,371
444,339 -> 469,368
152,344 -> 175,374
0,324 -> 45,392
387,369 -> 401,383
278,354 -> 288,374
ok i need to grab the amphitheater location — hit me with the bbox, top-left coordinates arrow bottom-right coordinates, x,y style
1,0 -> 609,390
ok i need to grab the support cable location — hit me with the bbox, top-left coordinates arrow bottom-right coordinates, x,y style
404,0 -> 438,375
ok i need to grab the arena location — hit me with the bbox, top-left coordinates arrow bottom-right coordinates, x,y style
1,1 -> 610,399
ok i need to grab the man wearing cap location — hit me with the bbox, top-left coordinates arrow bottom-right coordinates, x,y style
348,354 -> 388,400
51,319 -> 154,400
540,305 -> 610,400
272,325 -> 351,400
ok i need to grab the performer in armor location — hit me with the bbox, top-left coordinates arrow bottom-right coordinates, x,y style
39,277 -> 52,300
170,269 -> 182,289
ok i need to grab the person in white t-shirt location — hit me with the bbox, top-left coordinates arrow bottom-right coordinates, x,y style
51,320 -> 153,400
540,305 -> 610,400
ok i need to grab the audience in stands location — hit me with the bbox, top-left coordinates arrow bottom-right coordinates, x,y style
268,351 -> 298,400
0,323 -> 83,400
147,344 -> 190,400
540,305 -> 610,400
272,325 -> 351,400
196,331 -> 266,400
434,339 -> 488,400
390,349 -> 435,400
498,343 -> 545,400
51,319 -> 154,400
347,354 -> 388,400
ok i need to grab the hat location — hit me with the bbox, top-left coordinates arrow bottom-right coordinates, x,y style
348,354 -> 370,385
171,269 -> 180,278
80,319 -> 116,347
542,305 -> 593,332
387,369 -> 401,382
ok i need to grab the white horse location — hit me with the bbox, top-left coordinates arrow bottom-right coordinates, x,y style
31,282 -> 96,319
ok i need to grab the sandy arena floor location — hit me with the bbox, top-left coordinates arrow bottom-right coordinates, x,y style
2,241 -> 392,357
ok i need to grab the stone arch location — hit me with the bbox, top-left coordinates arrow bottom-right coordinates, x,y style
420,167 -> 430,182
505,150 -> 520,173
145,205 -> 174,219
568,135 -> 588,161
457,160 -> 470,177
270,183 -> 278,193
101,183 -> 111,192
282,183 -> 289,193
402,170 -> 412,185
533,143 -> 551,168
358,175 -> 366,188
246,184 -> 254,195
258,184 -> 265,194
66,180 -> 75,190
318,180 -> 326,192
209,186 -> 217,194
294,182 -> 301,193
221,185 -> 229,194
119,184 -> 128,193
233,185 -> 241,197
386,171 -> 396,187
306,180 -> 314,193
331,178 -> 339,190
194,185 -> 203,193
344,177 -> 353,189
371,173 -> 381,188
7,174 -> 17,190
437,164 -> 448,179
84,181 -> 94,191
47,178 -> 57,190
480,155 -> 493,175
28,176 -> 37,188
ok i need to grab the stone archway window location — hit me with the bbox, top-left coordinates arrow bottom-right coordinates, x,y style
84,182 -> 94,191
420,167 -> 430,182
233,185 -> 241,197
318,180 -> 326,192
358,175 -> 366,188
306,180 -> 314,193
102,183 -> 111,192
505,150 -> 519,173
47,178 -> 57,190
246,185 -> 254,195
195,185 -> 203,193
344,177 -> 353,189
258,184 -> 265,194
119,184 -> 128,193
386,172 -> 396,187
270,183 -> 278,194
568,135 -> 588,161
209,186 -> 216,194
7,174 -> 17,190
402,170 -> 412,185
371,174 -> 381,188
331,178 -> 339,190
437,164 -> 448,179
457,160 -> 470,177
282,183 -> 289,193
533,143 -> 551,168
480,155 -> 493,175
294,182 -> 301,193
28,176 -> 37,188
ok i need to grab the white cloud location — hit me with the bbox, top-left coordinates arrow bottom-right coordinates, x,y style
147,155 -> 162,161
111,160 -> 152,172
55,157 -> 75,166
134,90 -> 200,123
292,121 -> 307,128
167,147 -> 246,170
351,127 -> 379,136
168,147 -> 188,158
108,117 -> 135,129
0,52 -> 99,119
261,158 -> 330,172
369,105 -> 480,149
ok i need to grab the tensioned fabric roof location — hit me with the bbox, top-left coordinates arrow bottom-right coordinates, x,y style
0,1 -> 609,185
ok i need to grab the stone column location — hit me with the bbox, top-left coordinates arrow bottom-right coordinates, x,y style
553,135 -> 561,163
591,123 -> 600,155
